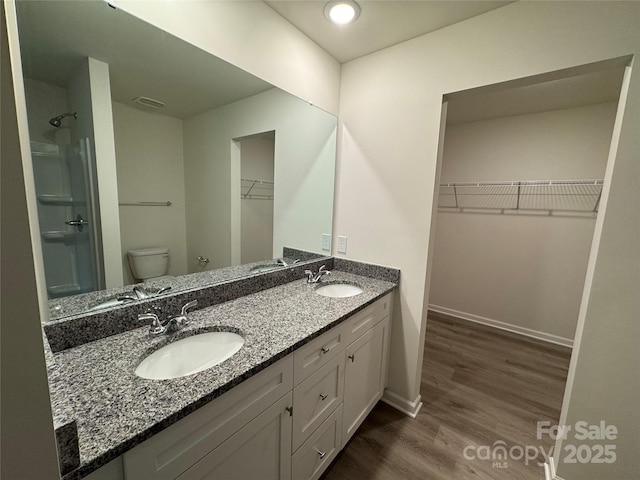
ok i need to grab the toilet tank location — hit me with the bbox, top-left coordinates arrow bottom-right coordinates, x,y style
127,247 -> 169,280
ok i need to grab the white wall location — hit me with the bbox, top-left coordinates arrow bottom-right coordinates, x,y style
336,3 -> 639,476
1,3 -> 60,476
86,58 -> 124,289
112,102 -> 188,284
184,88 -> 336,272
240,136 -> 274,264
111,0 -> 341,116
430,103 -> 616,343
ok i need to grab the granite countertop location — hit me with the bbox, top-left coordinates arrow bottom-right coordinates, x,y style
51,270 -> 397,479
47,249 -> 323,321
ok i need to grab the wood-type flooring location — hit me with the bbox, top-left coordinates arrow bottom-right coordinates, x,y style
322,311 -> 572,480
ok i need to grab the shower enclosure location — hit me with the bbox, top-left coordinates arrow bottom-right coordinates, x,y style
30,137 -> 104,298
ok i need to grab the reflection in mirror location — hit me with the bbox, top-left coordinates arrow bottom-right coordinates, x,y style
16,1 -> 336,320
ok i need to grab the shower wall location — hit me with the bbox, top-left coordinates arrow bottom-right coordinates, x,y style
23,71 -> 103,297
23,78 -> 69,144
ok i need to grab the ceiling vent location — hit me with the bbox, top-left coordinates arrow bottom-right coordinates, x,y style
132,96 -> 166,109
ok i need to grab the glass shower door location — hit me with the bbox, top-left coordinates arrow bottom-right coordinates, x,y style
31,138 -> 104,298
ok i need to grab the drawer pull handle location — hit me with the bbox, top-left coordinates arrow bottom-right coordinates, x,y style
315,448 -> 326,459
319,393 -> 328,401
286,406 -> 293,416
320,347 -> 330,354
348,354 -> 355,362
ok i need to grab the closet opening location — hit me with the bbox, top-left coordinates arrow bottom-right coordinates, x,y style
232,131 -> 276,265
422,58 -> 630,478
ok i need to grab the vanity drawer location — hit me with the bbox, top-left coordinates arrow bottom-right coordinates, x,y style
292,354 -> 344,452
294,321 -> 347,385
123,354 -> 293,480
343,293 -> 391,345
292,404 -> 343,480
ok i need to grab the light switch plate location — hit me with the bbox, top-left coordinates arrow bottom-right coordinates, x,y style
322,233 -> 331,251
337,235 -> 347,254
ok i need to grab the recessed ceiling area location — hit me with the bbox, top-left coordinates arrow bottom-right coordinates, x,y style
446,66 -> 626,124
264,0 -> 513,63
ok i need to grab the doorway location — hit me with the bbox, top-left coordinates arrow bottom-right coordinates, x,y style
429,64 -> 625,347
236,131 -> 276,264
422,62 -> 628,476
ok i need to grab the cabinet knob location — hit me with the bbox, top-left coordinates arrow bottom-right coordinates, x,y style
320,347 -> 329,354
319,393 -> 328,401
315,448 -> 326,459
348,354 -> 355,362
285,406 -> 293,416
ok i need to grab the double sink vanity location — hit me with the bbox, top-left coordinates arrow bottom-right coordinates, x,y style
43,255 -> 399,480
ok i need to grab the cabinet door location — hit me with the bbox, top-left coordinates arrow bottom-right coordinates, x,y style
177,393 -> 292,480
124,356 -> 293,480
342,317 -> 389,445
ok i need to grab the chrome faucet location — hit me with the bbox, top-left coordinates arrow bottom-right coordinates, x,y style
305,265 -> 330,283
133,286 -> 151,299
142,300 -> 198,336
133,285 -> 172,299
276,258 -> 300,267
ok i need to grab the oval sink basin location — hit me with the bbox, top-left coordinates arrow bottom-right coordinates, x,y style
315,283 -> 363,298
135,331 -> 244,380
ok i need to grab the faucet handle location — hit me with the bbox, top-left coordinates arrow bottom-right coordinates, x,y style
140,312 -> 164,335
175,300 -> 197,327
139,312 -> 158,322
180,300 -> 198,316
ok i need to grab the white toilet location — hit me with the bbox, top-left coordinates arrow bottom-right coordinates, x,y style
127,247 -> 171,282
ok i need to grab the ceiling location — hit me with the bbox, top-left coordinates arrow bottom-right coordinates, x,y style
17,1 -> 273,119
264,0 -> 513,63
446,66 -> 626,124
18,1 -> 625,123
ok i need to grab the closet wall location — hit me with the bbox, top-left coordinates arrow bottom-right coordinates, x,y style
240,135 -> 275,264
429,101 -> 617,343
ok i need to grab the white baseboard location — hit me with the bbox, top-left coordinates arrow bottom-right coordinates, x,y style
428,304 -> 574,348
544,457 -> 565,480
381,389 -> 423,418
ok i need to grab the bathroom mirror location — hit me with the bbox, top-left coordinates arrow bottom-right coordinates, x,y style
15,1 -> 336,320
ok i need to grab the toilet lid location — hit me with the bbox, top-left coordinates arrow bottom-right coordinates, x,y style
128,247 -> 169,257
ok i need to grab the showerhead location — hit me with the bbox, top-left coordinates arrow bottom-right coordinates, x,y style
49,112 -> 77,128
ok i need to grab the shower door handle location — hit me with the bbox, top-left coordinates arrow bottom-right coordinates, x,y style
66,214 -> 89,232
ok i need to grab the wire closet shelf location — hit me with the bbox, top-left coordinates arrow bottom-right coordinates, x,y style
438,179 -> 604,214
241,177 -> 274,200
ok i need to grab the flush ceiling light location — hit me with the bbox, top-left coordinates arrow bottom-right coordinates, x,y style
324,1 -> 360,25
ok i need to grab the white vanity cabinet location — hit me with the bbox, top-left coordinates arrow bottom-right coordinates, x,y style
123,356 -> 294,480
343,317 -> 390,444
290,292 -> 392,479
116,292 -> 393,480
